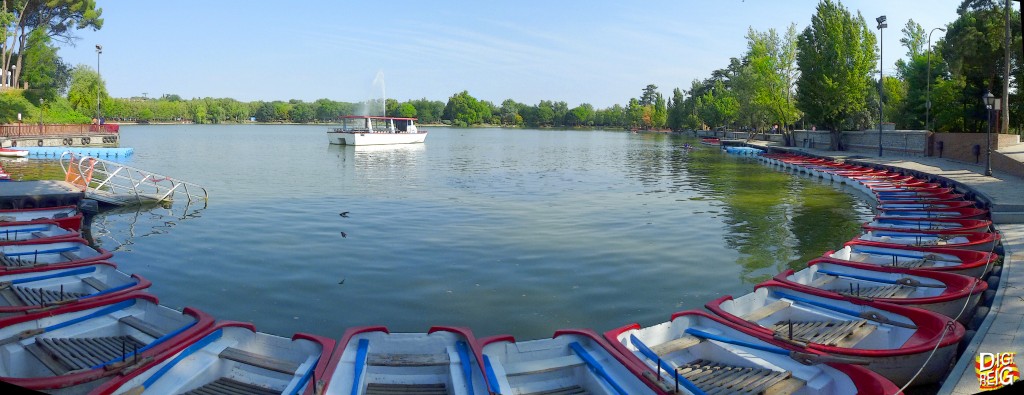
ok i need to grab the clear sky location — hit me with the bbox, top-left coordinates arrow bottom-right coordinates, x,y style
56,0 -> 965,108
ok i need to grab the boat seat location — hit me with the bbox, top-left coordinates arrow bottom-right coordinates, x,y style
81,276 -> 109,291
808,274 -> 837,288
119,316 -> 168,339
365,383 -> 448,395
837,284 -> 914,299
771,319 -> 876,347
12,285 -> 86,306
503,354 -> 584,376
219,347 -> 300,375
31,231 -> 48,239
521,385 -> 588,395
741,300 -> 790,323
675,359 -> 805,395
182,377 -> 280,395
649,334 -> 703,357
367,353 -> 450,367
59,251 -> 80,261
26,335 -> 145,375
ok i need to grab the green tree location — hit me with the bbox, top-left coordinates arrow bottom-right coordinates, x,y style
396,102 -> 417,118
2,0 -> 103,89
20,28 -> 68,102
66,65 -> 106,119
567,103 -> 594,126
796,0 -> 877,149
290,101 -> 314,123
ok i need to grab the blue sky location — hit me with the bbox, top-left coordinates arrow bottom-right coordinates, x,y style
57,1 -> 964,108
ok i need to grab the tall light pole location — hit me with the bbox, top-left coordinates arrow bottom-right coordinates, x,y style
95,44 -> 102,123
926,27 -> 946,131
984,91 -> 999,176
877,15 -> 887,157
1003,0 -> 1010,135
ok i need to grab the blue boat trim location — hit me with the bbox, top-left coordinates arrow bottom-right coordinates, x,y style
816,268 -> 907,286
683,328 -> 790,355
4,246 -> 80,257
482,354 -> 501,394
628,334 -> 707,395
568,341 -> 629,395
43,299 -> 135,333
140,328 -> 225,390
351,338 -> 369,395
10,266 -> 96,285
456,340 -> 475,395
81,280 -> 139,299
289,353 -> 320,395
851,246 -> 928,260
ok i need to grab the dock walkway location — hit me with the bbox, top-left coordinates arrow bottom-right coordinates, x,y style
744,140 -> 1023,393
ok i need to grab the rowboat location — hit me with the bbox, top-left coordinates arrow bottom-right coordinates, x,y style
0,238 -> 113,273
0,206 -> 83,231
322,326 -> 489,395
0,292 -> 214,393
874,188 -> 955,198
479,329 -> 660,395
774,259 -> 986,322
875,193 -> 966,203
826,243 -> 997,279
0,262 -> 150,317
854,231 -> 1000,252
0,148 -> 28,158
705,281 -> 964,385
1,219 -> 79,245
327,116 -> 427,145
876,207 -> 989,220
699,138 -> 721,146
88,321 -> 334,395
862,218 -> 992,234
604,309 -> 902,394
876,201 -> 976,210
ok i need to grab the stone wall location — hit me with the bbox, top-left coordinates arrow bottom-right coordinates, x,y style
931,133 -> 1020,163
841,130 -> 930,156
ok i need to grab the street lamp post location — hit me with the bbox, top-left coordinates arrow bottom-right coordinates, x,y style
877,15 -> 887,157
926,27 -> 946,131
39,98 -> 43,133
984,91 -> 999,176
95,44 -> 102,123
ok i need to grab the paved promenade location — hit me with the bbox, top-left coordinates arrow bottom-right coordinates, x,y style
744,140 -> 1023,394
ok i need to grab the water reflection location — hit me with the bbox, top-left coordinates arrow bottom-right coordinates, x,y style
87,199 -> 207,252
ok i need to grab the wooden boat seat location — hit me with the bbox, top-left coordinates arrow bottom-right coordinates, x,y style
771,319 -> 877,347
81,276 -> 109,291
836,284 -> 914,299
808,274 -> 837,288
119,316 -> 168,339
26,335 -> 145,375
365,383 -> 448,395
675,359 -> 805,395
367,353 -> 449,367
741,300 -> 790,322
31,231 -> 48,239
650,334 -> 703,357
183,377 -> 280,395
59,251 -> 80,261
11,285 -> 86,306
219,347 -> 299,375
503,354 -> 584,376
522,385 -> 588,395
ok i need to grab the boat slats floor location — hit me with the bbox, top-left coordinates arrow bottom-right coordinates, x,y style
521,385 -> 589,395
218,347 -> 299,374
184,377 -> 280,395
27,335 -> 145,374
676,359 -> 805,395
834,284 -> 914,299
0,255 -> 38,267
887,259 -> 930,269
8,285 -> 86,306
365,383 -> 448,394
771,319 -> 876,347
367,353 -> 449,367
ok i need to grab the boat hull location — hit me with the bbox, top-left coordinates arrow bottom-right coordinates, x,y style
0,206 -> 82,231
826,243 -> 997,279
0,220 -> 79,245
327,131 -> 427,145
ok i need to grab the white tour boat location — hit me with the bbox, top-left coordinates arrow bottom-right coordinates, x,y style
327,115 -> 427,146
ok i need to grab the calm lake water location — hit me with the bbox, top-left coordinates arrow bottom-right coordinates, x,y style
3,125 -> 874,340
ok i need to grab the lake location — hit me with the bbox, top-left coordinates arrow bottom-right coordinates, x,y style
2,125 -> 875,340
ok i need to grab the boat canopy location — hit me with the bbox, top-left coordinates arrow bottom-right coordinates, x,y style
336,116 -> 418,133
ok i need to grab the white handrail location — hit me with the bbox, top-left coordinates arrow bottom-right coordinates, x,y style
59,152 -> 208,206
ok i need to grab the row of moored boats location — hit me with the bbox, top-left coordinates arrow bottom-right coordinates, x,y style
0,149 -> 1003,394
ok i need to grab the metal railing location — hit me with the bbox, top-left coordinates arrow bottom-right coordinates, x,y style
60,152 -> 208,206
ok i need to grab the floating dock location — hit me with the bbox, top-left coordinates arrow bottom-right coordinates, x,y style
0,180 -> 82,209
20,147 -> 134,158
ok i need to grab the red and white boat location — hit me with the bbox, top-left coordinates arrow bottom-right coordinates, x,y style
876,193 -> 966,203
706,281 -> 964,386
0,262 -> 151,317
774,259 -> 986,322
479,329 -> 662,394
826,243 -> 997,279
699,137 -> 721,146
87,321 -> 334,395
0,237 -> 113,274
854,231 -> 1000,252
0,147 -> 28,158
0,292 -> 214,393
874,188 -> 956,198
0,219 -> 79,245
0,206 -> 83,231
876,201 -> 976,210
862,218 -> 991,234
605,309 -> 902,394
876,207 -> 989,220
321,326 -> 489,395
